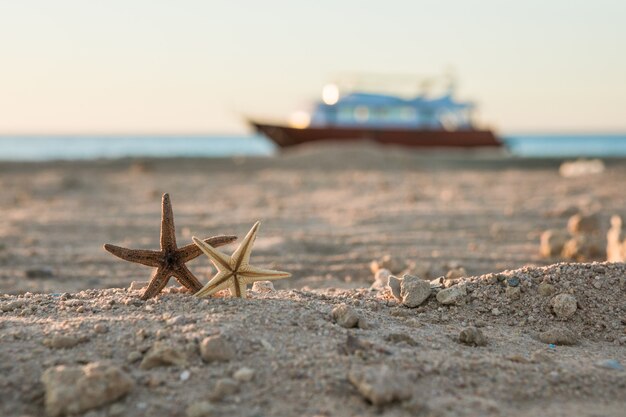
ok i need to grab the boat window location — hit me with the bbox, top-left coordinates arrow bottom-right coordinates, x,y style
354,106 -> 369,122
400,107 -> 416,120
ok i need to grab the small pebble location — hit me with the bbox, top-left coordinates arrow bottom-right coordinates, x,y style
458,327 -> 487,347
387,275 -> 402,301
551,294 -> 577,319
0,300 -> 27,312
180,370 -> 191,381
166,315 -> 189,326
370,255 -> 397,274
209,378 -> 239,401
371,269 -> 391,289
233,367 -> 255,382
539,229 -> 569,257
436,284 -> 467,305
567,212 -> 601,235
43,334 -> 86,349
400,274 -> 431,308
348,365 -> 412,406
251,281 -> 275,293
108,403 -> 127,416
507,277 -> 520,287
446,267 -> 466,279
505,286 -> 521,300
357,316 -> 374,330
538,282 -> 555,297
385,333 -> 418,346
200,334 -> 235,362
127,351 -> 142,363
186,401 -> 215,417
128,281 -> 149,291
331,304 -> 359,328
538,328 -> 578,346
140,342 -> 188,369
94,323 -> 108,334
156,329 -> 170,339
41,362 -> 133,416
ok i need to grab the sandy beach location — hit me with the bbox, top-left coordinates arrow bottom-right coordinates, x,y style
1,143 -> 625,416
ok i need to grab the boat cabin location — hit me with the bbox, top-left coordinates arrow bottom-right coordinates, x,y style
307,91 -> 475,131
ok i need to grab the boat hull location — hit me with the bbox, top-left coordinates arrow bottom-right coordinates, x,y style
250,122 -> 502,148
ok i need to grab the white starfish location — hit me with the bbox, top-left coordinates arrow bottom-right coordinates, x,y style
192,221 -> 291,298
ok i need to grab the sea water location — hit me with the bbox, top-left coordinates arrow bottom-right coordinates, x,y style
505,134 -> 626,157
1,134 -> 625,160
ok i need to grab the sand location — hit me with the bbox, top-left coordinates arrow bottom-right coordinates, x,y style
0,143 -> 625,416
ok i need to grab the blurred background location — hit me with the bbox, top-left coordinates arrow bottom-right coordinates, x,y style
1,0 -> 626,157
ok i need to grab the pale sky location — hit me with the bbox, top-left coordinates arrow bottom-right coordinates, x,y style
0,0 -> 625,134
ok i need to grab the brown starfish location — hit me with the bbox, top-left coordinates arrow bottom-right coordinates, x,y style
104,193 -> 237,299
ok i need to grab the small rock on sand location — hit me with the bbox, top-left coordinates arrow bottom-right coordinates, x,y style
371,268 -> 392,289
186,401 -> 215,417
233,367 -> 255,382
607,215 -> 626,262
385,333 -> 418,346
1,299 -> 27,312
505,286 -> 521,300
93,323 -> 108,334
538,281 -> 556,297
459,327 -> 487,347
209,378 -> 240,401
567,212 -> 601,235
387,275 -> 402,301
332,304 -> 360,328
561,235 -> 603,261
348,365 -> 412,406
370,255 -> 398,274
446,267 -> 467,279
400,274 -> 431,308
539,229 -> 569,257
551,294 -> 577,319
251,281 -> 275,292
43,334 -> 87,349
41,362 -> 134,417
140,342 -> 188,369
538,328 -> 578,345
559,159 -> 605,178
200,334 -> 235,363
436,284 -> 467,305
128,281 -> 149,291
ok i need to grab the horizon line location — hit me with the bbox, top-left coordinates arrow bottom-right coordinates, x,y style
2,129 -> 626,137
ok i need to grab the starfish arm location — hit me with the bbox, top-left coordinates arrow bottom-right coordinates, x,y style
229,281 -> 248,298
240,266 -> 291,285
195,271 -> 234,298
103,244 -> 162,268
172,264 -> 203,293
231,221 -> 261,269
192,236 -> 233,272
141,268 -> 172,300
160,193 -> 178,251
178,235 -> 237,263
